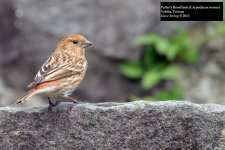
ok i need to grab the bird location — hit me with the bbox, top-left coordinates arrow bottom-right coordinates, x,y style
11,34 -> 92,106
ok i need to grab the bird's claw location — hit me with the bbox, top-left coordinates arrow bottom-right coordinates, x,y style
48,101 -> 60,108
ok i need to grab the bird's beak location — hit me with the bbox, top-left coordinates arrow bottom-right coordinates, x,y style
82,40 -> 92,48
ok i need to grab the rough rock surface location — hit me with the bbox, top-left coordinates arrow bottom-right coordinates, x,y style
1,101 -> 225,149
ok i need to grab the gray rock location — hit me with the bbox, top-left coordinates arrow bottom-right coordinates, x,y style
1,101 -> 225,149
12,0 -> 154,60
0,0 -> 19,64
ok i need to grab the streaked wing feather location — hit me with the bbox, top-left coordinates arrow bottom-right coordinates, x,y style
29,67 -> 77,88
28,53 -> 81,88
38,66 -> 77,83
34,54 -> 56,81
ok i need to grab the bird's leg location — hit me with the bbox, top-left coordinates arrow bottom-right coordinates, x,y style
47,96 -> 59,107
64,96 -> 80,104
48,96 -> 53,106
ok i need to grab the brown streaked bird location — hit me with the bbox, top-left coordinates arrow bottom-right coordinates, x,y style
11,34 -> 92,106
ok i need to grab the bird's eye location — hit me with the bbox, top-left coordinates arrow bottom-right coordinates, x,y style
72,40 -> 78,44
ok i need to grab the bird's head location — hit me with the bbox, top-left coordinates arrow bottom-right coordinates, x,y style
56,34 -> 92,57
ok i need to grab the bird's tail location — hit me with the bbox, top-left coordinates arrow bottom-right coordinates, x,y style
10,90 -> 37,105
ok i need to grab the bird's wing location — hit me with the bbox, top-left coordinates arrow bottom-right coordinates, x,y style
28,53 -> 80,88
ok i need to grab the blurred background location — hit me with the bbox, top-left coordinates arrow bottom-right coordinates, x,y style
0,0 -> 225,106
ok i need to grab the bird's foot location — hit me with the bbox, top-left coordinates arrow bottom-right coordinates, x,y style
64,96 -> 80,104
72,99 -> 80,104
48,101 -> 60,107
48,96 -> 60,108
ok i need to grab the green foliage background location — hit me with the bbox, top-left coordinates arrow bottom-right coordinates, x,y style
119,22 -> 225,101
